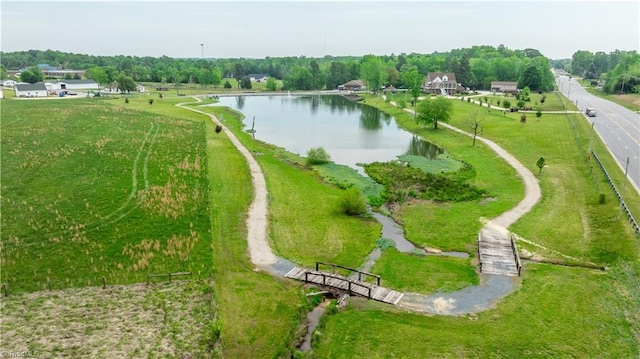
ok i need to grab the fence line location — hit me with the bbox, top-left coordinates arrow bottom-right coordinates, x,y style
559,106 -> 639,239
591,151 -> 640,238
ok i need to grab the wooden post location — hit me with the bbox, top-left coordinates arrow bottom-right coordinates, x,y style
315,262 -> 320,271
102,277 -> 106,289
376,277 -> 380,286
348,281 -> 351,294
358,272 -> 362,281
322,274 -> 326,285
368,287 -> 372,299
2,284 -> 7,297
304,272 -> 309,283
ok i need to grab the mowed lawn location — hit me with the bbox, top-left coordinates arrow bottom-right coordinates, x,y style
1,99 -> 212,292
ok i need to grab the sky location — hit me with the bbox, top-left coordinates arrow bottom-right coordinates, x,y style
1,0 -> 638,60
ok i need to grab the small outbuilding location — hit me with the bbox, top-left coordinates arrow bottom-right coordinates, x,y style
15,83 -> 48,97
54,79 -> 99,91
490,81 -> 518,94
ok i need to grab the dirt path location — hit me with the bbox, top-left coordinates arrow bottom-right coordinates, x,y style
176,98 -> 278,266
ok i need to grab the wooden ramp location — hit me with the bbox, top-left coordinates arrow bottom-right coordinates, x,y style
285,267 -> 404,305
478,231 -> 522,277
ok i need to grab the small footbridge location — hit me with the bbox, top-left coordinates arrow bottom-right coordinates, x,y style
285,262 -> 404,305
478,227 -> 522,277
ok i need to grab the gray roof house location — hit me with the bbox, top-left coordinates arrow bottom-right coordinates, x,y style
15,83 -> 48,97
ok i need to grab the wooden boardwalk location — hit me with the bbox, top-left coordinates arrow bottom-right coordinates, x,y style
285,267 -> 404,305
478,231 -> 522,277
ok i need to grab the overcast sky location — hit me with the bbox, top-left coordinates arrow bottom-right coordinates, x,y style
2,1 -> 638,60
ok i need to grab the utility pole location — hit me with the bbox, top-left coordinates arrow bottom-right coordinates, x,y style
617,157 -> 630,220
620,75 -> 626,94
200,43 -> 204,59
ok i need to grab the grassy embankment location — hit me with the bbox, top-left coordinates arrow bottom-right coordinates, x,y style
309,95 -> 639,357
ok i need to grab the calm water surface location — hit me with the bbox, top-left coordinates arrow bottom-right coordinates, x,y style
212,95 -> 443,171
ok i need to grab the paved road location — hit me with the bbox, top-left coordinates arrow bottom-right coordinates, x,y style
556,74 -> 640,194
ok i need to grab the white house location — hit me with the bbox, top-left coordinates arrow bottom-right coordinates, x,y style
15,83 -> 48,97
1,79 -> 16,87
244,74 -> 269,83
54,79 -> 99,91
136,84 -> 145,92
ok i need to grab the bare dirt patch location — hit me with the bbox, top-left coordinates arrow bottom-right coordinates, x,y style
0,281 -> 219,358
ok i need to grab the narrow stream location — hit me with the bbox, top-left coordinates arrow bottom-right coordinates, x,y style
299,300 -> 328,352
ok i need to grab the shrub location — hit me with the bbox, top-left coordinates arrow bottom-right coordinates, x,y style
265,77 -> 278,91
517,100 -> 526,108
375,237 -> 396,251
124,97 -> 129,104
520,114 -> 527,123
148,99 -> 154,105
306,147 -> 331,165
599,193 -> 606,204
223,80 -> 232,89
536,110 -> 542,118
502,99 -> 510,108
341,187 -> 368,216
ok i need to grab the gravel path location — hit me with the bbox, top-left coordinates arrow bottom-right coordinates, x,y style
177,98 -> 279,266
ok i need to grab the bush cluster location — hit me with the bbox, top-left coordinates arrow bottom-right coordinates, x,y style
364,161 -> 486,203
306,147 -> 331,165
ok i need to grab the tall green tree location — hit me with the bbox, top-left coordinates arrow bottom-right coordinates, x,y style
211,66 -> 222,88
197,68 -> 212,87
265,77 -> 278,91
326,61 -> 351,90
519,64 -> 542,92
86,67 -> 109,87
310,60 -> 320,89
454,55 -> 472,87
116,74 -> 136,93
20,66 -> 44,83
283,66 -> 313,90
416,97 -> 453,130
401,68 -> 423,110
360,55 -> 387,93
234,63 -> 245,89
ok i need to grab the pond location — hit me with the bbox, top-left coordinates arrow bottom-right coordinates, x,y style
210,95 -> 444,171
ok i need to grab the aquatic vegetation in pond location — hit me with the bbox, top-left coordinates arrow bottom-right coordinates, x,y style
364,161 -> 486,203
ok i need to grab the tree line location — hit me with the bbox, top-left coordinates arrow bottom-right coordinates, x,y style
7,46 -> 637,93
551,50 -> 639,94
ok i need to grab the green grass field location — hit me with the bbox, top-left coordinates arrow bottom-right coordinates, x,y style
1,99 -> 212,292
314,262 -> 639,358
